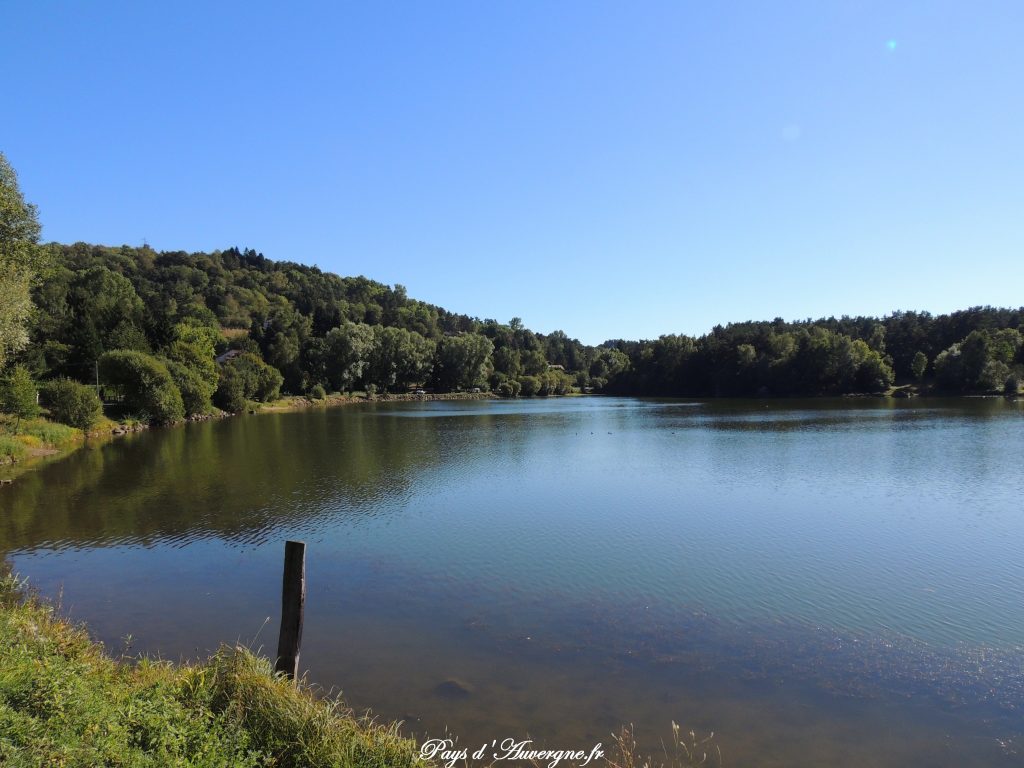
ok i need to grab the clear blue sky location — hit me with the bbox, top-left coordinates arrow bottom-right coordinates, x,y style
3,1 -> 1022,345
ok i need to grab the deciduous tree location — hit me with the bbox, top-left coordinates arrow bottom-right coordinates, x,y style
0,153 -> 45,370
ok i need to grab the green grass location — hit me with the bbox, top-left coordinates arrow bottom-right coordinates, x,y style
17,419 -> 79,447
0,436 -> 27,462
0,415 -> 82,448
0,574 -> 428,768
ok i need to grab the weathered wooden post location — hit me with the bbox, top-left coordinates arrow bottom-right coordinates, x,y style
275,540 -> 306,680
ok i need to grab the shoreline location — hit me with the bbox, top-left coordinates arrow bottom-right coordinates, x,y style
3,387 -> 1017,485
252,390 -> 495,414
0,391 -> 496,484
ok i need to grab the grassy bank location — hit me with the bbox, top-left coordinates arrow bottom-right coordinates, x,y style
0,573 -> 427,768
0,416 -> 81,464
0,391 -> 497,483
253,390 -> 494,413
0,414 -> 150,484
0,571 -> 723,768
0,416 -> 90,484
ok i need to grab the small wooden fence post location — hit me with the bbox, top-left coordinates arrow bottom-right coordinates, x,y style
275,540 -> 306,680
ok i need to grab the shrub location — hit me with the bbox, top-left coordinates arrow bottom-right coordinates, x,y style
41,378 -> 102,430
1006,373 -> 1020,396
252,363 -> 283,402
100,350 -> 184,425
309,383 -> 326,400
538,369 -> 574,396
214,366 -> 248,413
518,375 -> 541,397
166,360 -> 213,416
1,365 -> 39,426
496,378 -> 521,398
213,353 -> 283,413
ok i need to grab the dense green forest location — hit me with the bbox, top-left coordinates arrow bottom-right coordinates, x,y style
2,152 -> 1022,430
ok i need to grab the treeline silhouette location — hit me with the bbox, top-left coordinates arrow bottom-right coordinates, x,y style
22,243 -> 1024,417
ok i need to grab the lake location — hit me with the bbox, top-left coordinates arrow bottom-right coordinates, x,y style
2,397 -> 1023,766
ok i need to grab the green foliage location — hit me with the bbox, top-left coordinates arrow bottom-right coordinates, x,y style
99,350 -> 185,425
0,574 -> 426,768
933,343 -> 963,389
41,378 -> 102,430
1,366 -> 39,424
1005,373 -> 1020,396
585,348 -> 630,390
538,369 -> 574,395
432,333 -> 493,391
165,359 -> 213,416
251,300 -> 312,393
214,353 -> 283,412
167,323 -> 219,385
156,323 -> 220,417
67,266 -> 149,365
495,377 -> 522,398
910,351 -> 928,381
520,349 -> 548,376
213,365 -> 248,413
989,328 -> 1022,364
17,222 -> 1024,400
321,321 -> 375,392
0,154 -> 44,370
978,360 -> 1010,392
0,435 -> 27,461
850,340 -> 894,392
931,328 -> 1023,392
366,325 -> 435,392
518,375 -> 541,397
492,346 -> 522,379
310,383 -> 326,400
959,330 -> 990,385
606,324 -> 900,396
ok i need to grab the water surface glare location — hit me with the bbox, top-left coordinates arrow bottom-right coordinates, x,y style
3,397 -> 1023,766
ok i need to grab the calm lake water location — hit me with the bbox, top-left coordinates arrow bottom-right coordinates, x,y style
3,397 -> 1023,766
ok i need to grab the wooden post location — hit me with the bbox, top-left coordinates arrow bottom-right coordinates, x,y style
275,540 -> 306,680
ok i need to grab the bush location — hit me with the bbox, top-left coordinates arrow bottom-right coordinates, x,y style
518,375 -> 541,397
309,383 -> 326,400
252,364 -> 283,402
1,365 -> 39,425
100,350 -> 184,425
1006,373 -> 1020,396
496,378 -> 521,398
539,369 -> 574,396
213,353 -> 282,413
166,360 -> 213,416
41,378 -> 102,430
214,366 -> 248,413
